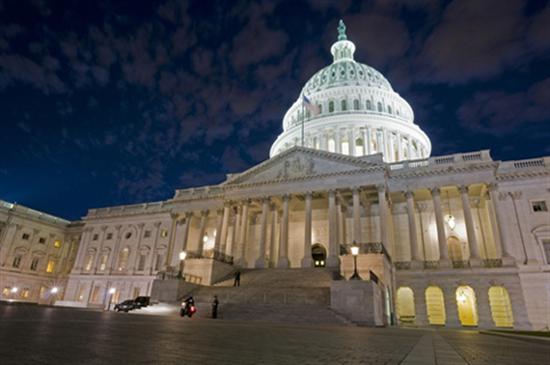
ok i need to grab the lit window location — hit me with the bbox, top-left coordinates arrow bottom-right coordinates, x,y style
30,257 -> 40,271
84,253 -> 94,271
46,260 -> 55,273
99,253 -> 108,271
38,237 -> 46,244
532,201 -> 548,212
118,248 -> 129,270
21,288 -> 30,299
160,229 -> 168,238
328,138 -> 336,153
22,233 -> 30,240
12,255 -> 22,268
54,240 -> 62,248
2,287 -> 10,296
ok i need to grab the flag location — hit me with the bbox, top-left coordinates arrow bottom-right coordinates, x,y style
302,95 -> 319,116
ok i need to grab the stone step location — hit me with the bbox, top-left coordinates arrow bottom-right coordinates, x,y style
191,286 -> 330,306
214,268 -> 336,288
193,303 -> 351,325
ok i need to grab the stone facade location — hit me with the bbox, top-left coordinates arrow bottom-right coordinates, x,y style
2,21 -> 549,330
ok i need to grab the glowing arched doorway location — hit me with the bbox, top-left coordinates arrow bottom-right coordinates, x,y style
456,286 -> 478,326
396,287 -> 415,324
488,286 -> 514,328
425,286 -> 446,325
311,244 -> 326,267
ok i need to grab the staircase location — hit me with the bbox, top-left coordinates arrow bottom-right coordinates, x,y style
183,268 -> 351,325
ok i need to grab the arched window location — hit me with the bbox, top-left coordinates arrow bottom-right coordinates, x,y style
377,102 -> 383,112
456,286 -> 478,326
447,236 -> 463,262
366,100 -> 372,110
355,138 -> 364,156
388,106 -> 392,114
488,286 -> 514,328
341,140 -> 350,155
396,287 -> 416,324
353,99 -> 359,110
425,286 -> 446,325
318,104 -> 322,114
137,252 -> 148,271
341,100 -> 347,111
99,252 -> 109,271
328,101 -> 334,113
84,251 -> 95,271
327,138 -> 336,152
118,247 -> 130,271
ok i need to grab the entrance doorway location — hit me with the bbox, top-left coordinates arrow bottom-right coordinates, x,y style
456,286 -> 478,326
311,244 -> 327,267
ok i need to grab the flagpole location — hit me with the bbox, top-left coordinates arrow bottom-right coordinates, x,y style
301,96 -> 305,147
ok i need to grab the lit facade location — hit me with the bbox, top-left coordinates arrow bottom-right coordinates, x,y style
2,21 -> 549,330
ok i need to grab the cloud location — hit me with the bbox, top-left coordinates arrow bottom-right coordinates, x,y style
457,77 -> 550,135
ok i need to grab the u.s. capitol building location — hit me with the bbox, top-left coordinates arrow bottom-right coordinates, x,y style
1,21 -> 549,330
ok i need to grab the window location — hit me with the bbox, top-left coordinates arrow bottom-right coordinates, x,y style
30,257 -> 40,271
327,138 -> 336,153
328,101 -> 334,113
38,237 -> 46,244
125,232 -> 132,239
154,254 -> 163,271
160,229 -> 168,238
353,99 -> 359,110
341,100 -> 347,111
377,102 -> 383,112
318,105 -> 322,114
21,288 -> 30,299
355,138 -> 364,156
532,201 -> 548,212
138,253 -> 147,271
84,253 -> 95,271
53,239 -> 62,248
118,248 -> 130,271
99,253 -> 109,271
341,141 -> 350,155
46,260 -> 55,273
3,287 -> 10,297
388,106 -> 392,114
92,234 -> 99,241
77,286 -> 86,302
543,240 -> 550,264
12,255 -> 22,268
22,233 -> 30,240
144,230 -> 151,238
366,100 -> 372,110
90,286 -> 101,303
106,233 -> 113,240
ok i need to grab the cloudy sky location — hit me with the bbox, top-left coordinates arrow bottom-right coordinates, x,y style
1,0 -> 549,220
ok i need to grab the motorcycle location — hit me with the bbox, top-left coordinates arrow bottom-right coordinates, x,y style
180,297 -> 197,317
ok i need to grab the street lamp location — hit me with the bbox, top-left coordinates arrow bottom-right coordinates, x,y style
107,288 -> 116,311
349,243 -> 362,280
178,251 -> 187,279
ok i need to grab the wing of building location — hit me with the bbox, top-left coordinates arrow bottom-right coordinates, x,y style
2,20 -> 549,329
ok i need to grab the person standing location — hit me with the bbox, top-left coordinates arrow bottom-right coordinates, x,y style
212,295 -> 219,319
233,270 -> 241,287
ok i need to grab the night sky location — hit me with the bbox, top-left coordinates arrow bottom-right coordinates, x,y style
1,0 -> 549,220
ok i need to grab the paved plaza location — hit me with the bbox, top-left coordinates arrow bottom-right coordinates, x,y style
0,304 -> 548,365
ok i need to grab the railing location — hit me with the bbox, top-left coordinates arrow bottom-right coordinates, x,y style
452,260 -> 469,269
513,158 -> 546,168
186,250 -> 234,265
498,157 -> 549,173
394,258 -> 505,270
395,261 -> 411,270
483,259 -> 503,268
340,242 -> 392,263
388,150 -> 492,171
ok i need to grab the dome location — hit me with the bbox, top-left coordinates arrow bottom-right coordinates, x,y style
270,20 -> 432,163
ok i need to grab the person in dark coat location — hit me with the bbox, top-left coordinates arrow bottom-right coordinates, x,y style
212,295 -> 219,319
233,270 -> 241,287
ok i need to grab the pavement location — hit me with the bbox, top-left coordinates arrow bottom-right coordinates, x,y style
0,304 -> 548,365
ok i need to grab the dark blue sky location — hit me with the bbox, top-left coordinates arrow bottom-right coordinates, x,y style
1,0 -> 549,220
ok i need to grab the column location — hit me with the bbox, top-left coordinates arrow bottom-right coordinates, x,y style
388,133 -> 395,162
181,212 -> 193,252
165,213 -> 179,267
147,222 -> 162,274
475,284 -> 494,328
255,197 -> 270,268
196,210 -> 209,255
129,223 -> 145,273
73,228 -> 91,272
405,191 -> 422,267
326,190 -> 340,268
227,207 -> 240,257
213,208 -> 224,253
278,195 -> 290,268
220,203 -> 231,253
365,127 -> 372,155
396,133 -> 403,161
411,284 -> 428,326
269,204 -> 278,268
108,225 -> 123,274
459,186 -> 481,266
377,185 -> 390,251
348,129 -> 354,156
431,187 -> 451,267
488,184 -> 516,266
337,197 -> 345,245
407,138 -> 413,160
352,187 -> 361,243
236,201 -> 249,267
382,129 -> 388,161
335,130 -> 342,154
92,226 -> 108,274
302,192 -> 313,268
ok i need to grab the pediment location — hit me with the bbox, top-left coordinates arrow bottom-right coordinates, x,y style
223,147 -> 383,186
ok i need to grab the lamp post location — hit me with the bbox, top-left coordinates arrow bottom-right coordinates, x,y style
50,286 -> 59,305
349,243 -> 362,280
107,287 -> 116,311
178,251 -> 187,279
